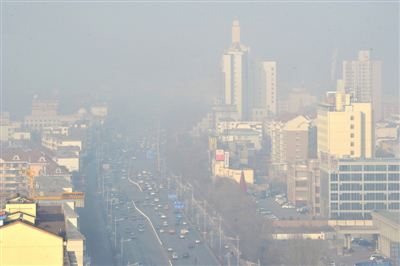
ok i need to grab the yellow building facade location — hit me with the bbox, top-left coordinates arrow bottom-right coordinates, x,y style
317,93 -> 374,159
0,222 -> 64,265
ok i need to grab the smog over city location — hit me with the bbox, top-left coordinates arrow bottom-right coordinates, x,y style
1,1 -> 399,266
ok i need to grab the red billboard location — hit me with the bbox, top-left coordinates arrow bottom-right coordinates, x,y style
216,150 -> 225,161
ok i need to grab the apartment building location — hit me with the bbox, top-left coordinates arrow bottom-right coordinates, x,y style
269,113 -> 310,172
317,92 -> 374,159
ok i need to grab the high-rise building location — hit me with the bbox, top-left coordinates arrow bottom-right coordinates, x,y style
222,20 -> 251,120
221,20 -> 276,120
317,92 -> 374,159
250,61 -> 277,117
343,50 -> 382,121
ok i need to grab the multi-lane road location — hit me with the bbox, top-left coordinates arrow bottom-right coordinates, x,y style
106,153 -> 220,266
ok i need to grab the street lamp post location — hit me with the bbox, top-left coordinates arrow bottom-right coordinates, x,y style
120,238 -> 131,266
114,217 -> 124,248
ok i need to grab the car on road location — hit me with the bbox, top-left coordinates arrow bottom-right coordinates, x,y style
161,214 -> 167,219
167,247 -> 173,252
172,252 -> 178,260
163,221 -> 168,227
130,233 -> 136,239
195,239 -> 201,244
180,234 -> 185,239
125,228 -> 131,233
182,252 -> 189,258
160,229 -> 165,233
188,243 -> 194,249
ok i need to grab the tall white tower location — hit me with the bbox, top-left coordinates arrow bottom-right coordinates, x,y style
343,50 -> 382,121
221,20 -> 251,120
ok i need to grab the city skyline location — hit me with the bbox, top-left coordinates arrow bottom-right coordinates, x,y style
2,2 -> 399,117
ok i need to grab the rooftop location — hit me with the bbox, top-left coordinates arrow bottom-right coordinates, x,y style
372,210 -> 400,226
67,220 -> 85,240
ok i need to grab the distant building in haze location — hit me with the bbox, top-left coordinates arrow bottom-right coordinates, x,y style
221,20 -> 276,121
343,50 -> 382,121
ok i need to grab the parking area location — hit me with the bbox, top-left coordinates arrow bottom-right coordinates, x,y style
324,239 -> 379,265
256,197 -> 312,220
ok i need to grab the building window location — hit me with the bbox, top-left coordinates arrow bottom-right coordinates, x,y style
331,203 -> 338,210
364,165 -> 375,171
12,155 -> 20,160
388,165 -> 400,171
376,183 -> 387,191
340,203 -> 351,210
350,142 -> 354,147
331,184 -> 338,191
350,116 -> 354,120
350,133 -> 354,138
375,174 -> 387,181
331,193 -> 338,200
364,174 -> 375,181
376,193 -> 387,200
339,165 -> 351,171
365,203 -> 375,210
351,174 -> 362,181
340,184 -> 351,191
376,203 -> 386,210
350,124 -> 354,129
330,174 -> 338,181
389,173 -> 400,181
364,193 -> 375,200
339,174 -> 351,181
340,193 -> 351,200
364,183 -> 375,191
350,151 -> 354,155
376,165 -> 387,171
388,193 -> 400,200
389,183 -> 400,191
389,202 -> 400,210
351,165 -> 362,171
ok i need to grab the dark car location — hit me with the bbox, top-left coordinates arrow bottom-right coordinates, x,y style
188,243 -> 194,249
359,239 -> 372,246
182,252 -> 189,258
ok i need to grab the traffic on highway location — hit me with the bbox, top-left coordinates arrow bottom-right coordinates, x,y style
98,123 -> 220,266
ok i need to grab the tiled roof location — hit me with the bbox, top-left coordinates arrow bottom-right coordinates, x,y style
275,113 -> 302,123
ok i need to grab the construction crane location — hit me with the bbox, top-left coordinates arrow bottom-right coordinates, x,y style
24,170 -> 85,206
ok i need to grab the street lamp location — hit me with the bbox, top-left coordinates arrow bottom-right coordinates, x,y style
210,215 -> 223,259
114,217 -> 124,248
227,235 -> 240,266
120,238 -> 131,266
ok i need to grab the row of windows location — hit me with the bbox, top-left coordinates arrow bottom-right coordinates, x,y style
338,165 -> 399,172
331,202 -> 399,211
331,193 -> 400,201
331,183 -> 400,191
331,173 -> 400,182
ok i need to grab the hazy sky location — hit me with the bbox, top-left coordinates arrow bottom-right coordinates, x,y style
2,1 -> 399,115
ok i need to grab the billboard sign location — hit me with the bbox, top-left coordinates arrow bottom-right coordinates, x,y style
174,202 -> 184,209
216,150 -> 225,161
224,152 -> 230,168
168,194 -> 177,200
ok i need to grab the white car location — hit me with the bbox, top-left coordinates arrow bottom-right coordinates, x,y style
167,247 -> 173,252
161,214 -> 167,219
195,239 -> 201,244
160,229 -> 165,233
180,235 -> 185,239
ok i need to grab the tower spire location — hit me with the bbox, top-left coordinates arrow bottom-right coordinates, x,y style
232,19 -> 240,43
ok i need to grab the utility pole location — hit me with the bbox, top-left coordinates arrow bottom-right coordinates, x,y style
210,230 -> 213,248
204,200 -> 207,238
191,189 -> 194,219
219,215 -> 222,258
237,235 -> 240,266
157,120 -> 161,179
